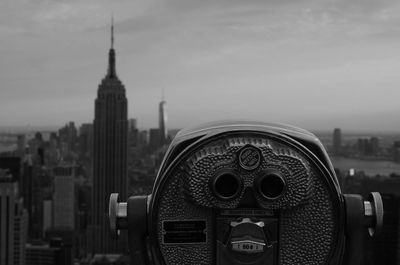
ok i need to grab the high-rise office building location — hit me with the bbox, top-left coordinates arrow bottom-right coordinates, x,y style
13,197 -> 28,265
128,119 -> 139,147
92,19 -> 128,254
17,135 -> 26,157
149,128 -> 161,149
0,171 -> 28,265
138,130 -> 148,146
370,136 -> 379,155
0,156 -> 21,182
357,137 -> 380,157
26,243 -> 57,265
79,123 -> 93,158
53,165 -> 75,229
393,141 -> 400,162
332,128 -> 341,155
159,99 -> 167,144
59,122 -> 78,152
22,148 -> 34,234
26,238 -> 72,265
128,119 -> 137,132
42,199 -> 52,236
76,183 -> 91,257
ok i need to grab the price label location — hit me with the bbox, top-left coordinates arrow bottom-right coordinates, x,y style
231,240 -> 265,253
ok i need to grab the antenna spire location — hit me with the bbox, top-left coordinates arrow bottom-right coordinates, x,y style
107,15 -> 117,78
111,15 -> 114,49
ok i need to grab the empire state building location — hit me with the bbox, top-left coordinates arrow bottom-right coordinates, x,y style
92,20 -> 128,254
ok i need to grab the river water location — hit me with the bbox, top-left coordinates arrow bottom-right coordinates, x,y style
0,144 -> 17,154
330,157 -> 400,176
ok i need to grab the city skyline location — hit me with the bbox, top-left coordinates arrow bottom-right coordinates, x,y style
0,1 -> 399,264
1,0 -> 400,130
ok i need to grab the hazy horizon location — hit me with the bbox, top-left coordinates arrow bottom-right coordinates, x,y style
1,0 -> 400,131
1,122 -> 400,135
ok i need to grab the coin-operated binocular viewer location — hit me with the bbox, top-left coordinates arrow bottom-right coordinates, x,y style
109,122 -> 383,265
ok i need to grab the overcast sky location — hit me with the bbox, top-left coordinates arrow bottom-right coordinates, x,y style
1,0 -> 400,131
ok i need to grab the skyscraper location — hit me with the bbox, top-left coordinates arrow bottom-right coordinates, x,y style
332,128 -> 341,155
149,128 -> 161,149
92,19 -> 128,254
0,157 -> 21,182
17,135 -> 26,157
79,123 -> 93,158
0,170 -> 28,265
42,199 -> 52,237
53,165 -> 75,229
128,119 -> 139,147
128,119 -> 137,132
159,98 -> 167,144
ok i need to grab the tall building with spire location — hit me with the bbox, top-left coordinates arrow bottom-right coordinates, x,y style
158,92 -> 167,144
92,18 -> 128,254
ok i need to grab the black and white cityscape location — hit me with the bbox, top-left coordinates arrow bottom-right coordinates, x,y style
1,1 -> 400,265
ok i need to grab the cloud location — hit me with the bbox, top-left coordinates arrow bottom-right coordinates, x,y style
1,0 -> 400,129
0,0 -> 153,36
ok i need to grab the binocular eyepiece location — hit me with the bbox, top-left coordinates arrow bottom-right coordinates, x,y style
210,170 -> 286,201
109,121 -> 383,265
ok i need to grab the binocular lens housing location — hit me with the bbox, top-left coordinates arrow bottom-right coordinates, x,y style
257,172 -> 286,200
211,170 -> 287,201
212,172 -> 242,200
